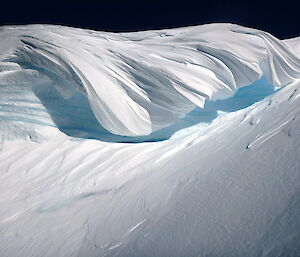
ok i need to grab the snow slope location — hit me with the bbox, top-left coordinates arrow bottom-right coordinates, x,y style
0,23 -> 300,257
1,23 -> 300,138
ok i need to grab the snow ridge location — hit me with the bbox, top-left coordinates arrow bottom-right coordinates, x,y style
1,23 -> 300,138
1,24 -> 300,257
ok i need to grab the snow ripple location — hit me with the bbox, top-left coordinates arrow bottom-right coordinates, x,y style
0,23 -> 300,138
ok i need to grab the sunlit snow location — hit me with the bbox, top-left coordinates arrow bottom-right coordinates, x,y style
0,23 -> 300,257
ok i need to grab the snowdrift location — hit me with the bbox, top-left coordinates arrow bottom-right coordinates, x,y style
1,23 -> 300,138
0,24 -> 300,257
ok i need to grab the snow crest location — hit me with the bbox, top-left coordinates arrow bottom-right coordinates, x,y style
1,23 -> 300,137
1,24 -> 300,257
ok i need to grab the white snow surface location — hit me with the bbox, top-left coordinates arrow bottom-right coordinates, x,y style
1,23 -> 300,137
0,23 -> 300,257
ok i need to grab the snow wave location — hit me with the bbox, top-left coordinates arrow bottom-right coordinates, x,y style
1,24 -> 300,257
1,23 -> 300,138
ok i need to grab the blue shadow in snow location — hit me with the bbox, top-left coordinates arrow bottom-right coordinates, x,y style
34,76 -> 276,143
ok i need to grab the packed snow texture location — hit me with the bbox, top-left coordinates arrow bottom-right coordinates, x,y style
0,23 -> 300,257
1,23 -> 300,138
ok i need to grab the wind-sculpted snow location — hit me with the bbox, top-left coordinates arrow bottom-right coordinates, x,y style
1,23 -> 300,137
1,24 -> 300,257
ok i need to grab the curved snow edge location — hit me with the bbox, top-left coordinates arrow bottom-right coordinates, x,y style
1,23 -> 300,136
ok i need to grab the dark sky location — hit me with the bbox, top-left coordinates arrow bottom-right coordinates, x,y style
0,0 -> 298,39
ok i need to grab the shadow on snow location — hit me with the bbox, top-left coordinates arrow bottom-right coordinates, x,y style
34,76 -> 276,143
